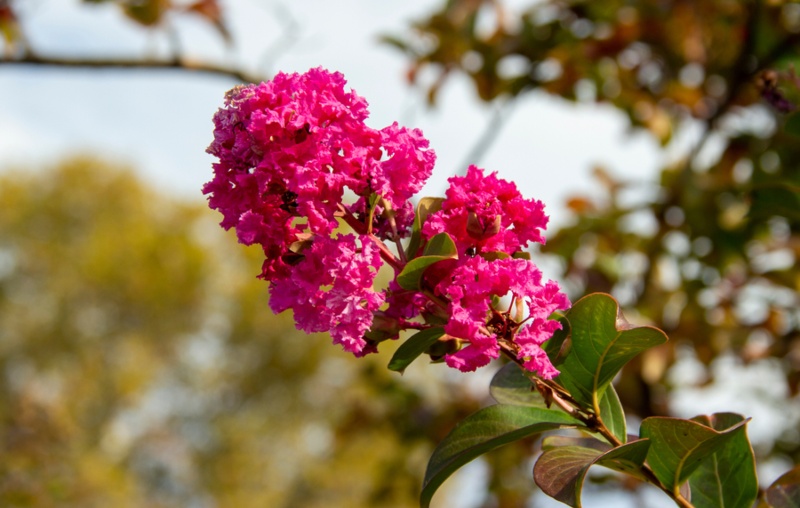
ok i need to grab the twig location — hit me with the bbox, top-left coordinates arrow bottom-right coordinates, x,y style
0,54 -> 262,83
458,95 -> 517,174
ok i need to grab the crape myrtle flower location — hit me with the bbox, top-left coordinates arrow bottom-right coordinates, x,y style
268,234 -> 385,357
203,67 -> 435,278
421,167 -> 570,377
203,67 -> 433,356
436,256 -> 569,378
422,165 -> 549,258
204,68 -> 568,377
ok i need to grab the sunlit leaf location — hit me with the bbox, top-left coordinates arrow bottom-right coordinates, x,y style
396,232 -> 456,290
555,293 -> 668,410
421,405 -> 581,508
686,413 -> 757,508
640,416 -> 749,495
405,197 -> 444,259
597,384 -> 626,444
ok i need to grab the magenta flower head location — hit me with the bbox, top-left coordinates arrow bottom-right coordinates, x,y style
434,253 -> 569,378
204,68 -> 567,377
203,67 -> 435,278
203,67 -> 435,356
421,166 -> 569,378
423,165 -> 549,257
268,234 -> 385,357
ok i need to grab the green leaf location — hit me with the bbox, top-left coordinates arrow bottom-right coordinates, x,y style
640,416 -> 749,495
534,437 -> 650,507
422,232 -> 457,256
405,197 -> 444,259
597,384 -> 626,444
762,465 -> 800,507
489,362 -> 547,408
687,413 -> 757,508
420,405 -> 580,508
596,438 -> 651,480
396,232 -> 457,290
387,327 -> 445,373
555,293 -> 668,411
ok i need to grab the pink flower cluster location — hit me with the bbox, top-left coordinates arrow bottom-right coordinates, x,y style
422,166 -> 548,255
436,256 -> 568,377
203,68 -> 434,279
203,68 -> 433,356
204,68 -> 569,379
394,167 -> 570,376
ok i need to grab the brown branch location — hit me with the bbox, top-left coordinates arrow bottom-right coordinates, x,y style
0,54 -> 262,84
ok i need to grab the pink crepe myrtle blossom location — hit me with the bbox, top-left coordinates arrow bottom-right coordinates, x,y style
204,67 -> 569,376
435,256 -> 570,378
268,234 -> 385,356
422,165 -> 549,257
203,67 -> 435,279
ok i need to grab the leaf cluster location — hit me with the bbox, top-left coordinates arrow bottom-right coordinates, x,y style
421,293 -> 799,507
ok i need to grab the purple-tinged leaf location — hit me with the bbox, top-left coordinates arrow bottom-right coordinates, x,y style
421,405 -> 581,508
761,464 -> 800,507
534,436 -> 651,507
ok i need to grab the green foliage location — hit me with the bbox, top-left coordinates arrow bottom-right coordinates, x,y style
640,416 -> 750,496
553,293 -> 667,411
489,361 -> 548,407
688,413 -> 759,508
596,384 -> 626,445
405,197 -> 444,260
422,293 -> 766,508
421,405 -> 581,508
388,327 -> 446,373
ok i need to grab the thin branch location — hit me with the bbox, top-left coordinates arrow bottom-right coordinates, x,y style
257,0 -> 302,77
458,95 -> 517,174
0,54 -> 263,83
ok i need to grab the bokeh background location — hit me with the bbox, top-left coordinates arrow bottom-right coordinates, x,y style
1,1 -> 799,507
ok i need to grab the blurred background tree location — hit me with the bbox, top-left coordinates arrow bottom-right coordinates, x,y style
0,158 -> 482,507
387,0 -> 800,499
